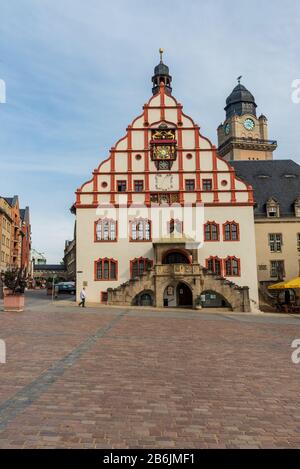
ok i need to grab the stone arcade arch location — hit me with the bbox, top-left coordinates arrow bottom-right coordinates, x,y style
200,290 -> 231,309
132,290 -> 154,307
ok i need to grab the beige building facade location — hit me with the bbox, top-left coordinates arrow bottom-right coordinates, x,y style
232,160 -> 300,286
75,55 -> 259,311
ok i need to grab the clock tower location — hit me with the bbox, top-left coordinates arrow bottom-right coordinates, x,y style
217,78 -> 277,161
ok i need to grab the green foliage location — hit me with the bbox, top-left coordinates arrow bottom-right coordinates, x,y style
2,268 -> 27,295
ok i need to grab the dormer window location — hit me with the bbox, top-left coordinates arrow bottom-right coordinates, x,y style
266,198 -> 280,218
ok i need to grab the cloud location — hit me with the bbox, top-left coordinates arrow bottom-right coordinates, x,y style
0,0 -> 300,262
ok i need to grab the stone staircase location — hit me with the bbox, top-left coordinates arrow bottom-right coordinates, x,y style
107,263 -> 252,311
107,268 -> 154,306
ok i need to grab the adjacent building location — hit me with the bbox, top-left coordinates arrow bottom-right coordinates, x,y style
217,81 -> 300,288
0,197 -> 13,272
232,160 -> 300,286
74,53 -> 259,311
0,195 -> 31,274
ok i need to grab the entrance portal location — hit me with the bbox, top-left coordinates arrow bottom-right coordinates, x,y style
177,282 -> 193,307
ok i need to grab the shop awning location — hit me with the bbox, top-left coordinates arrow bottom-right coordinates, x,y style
268,277 -> 300,290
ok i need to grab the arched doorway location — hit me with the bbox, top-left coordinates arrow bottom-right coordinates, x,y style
200,290 -> 230,308
140,293 -> 153,306
132,290 -> 154,307
177,282 -> 193,307
163,250 -> 190,265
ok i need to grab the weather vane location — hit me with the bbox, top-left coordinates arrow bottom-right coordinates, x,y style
237,75 -> 242,84
159,48 -> 164,62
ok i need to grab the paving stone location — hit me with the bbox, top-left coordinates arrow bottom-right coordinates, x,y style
1,291 -> 300,448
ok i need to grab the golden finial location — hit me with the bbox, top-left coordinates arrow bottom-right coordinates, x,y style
159,48 -> 164,62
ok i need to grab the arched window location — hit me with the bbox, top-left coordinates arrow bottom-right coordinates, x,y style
224,257 -> 240,277
206,257 -> 222,276
223,221 -> 239,241
168,219 -> 183,234
130,219 -> 151,241
95,219 -> 117,242
94,258 -> 118,281
204,222 -> 219,241
130,258 -> 153,278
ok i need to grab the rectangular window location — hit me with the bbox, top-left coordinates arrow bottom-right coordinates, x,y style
270,260 -> 285,278
101,292 -> 108,303
185,179 -> 195,191
117,180 -> 127,192
269,234 -> 282,253
134,180 -> 144,192
202,179 -> 213,191
297,233 -> 300,252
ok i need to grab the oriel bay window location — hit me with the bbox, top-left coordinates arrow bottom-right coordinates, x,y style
95,218 -> 117,242
206,257 -> 222,276
95,258 -> 118,281
131,258 -> 153,278
224,257 -> 240,277
130,219 -> 151,241
223,221 -> 239,241
204,222 -> 219,241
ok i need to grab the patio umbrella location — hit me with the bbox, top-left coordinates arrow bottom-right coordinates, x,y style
268,277 -> 300,290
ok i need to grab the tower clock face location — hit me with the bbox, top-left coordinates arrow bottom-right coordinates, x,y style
224,123 -> 231,135
244,118 -> 255,131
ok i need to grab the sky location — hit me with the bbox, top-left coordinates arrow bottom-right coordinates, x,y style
0,0 -> 300,262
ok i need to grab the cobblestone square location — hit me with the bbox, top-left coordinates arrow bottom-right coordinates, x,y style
1,291 -> 300,448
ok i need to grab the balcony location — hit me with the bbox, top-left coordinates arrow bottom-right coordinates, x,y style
218,136 -> 278,157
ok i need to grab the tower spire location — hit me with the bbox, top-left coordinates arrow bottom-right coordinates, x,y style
159,47 -> 164,63
152,49 -> 172,96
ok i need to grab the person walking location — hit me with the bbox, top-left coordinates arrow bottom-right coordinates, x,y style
79,287 -> 87,308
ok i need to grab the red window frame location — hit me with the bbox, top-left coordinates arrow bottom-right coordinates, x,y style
94,258 -> 118,281
223,221 -> 240,241
224,257 -> 241,277
94,218 -> 118,242
117,180 -> 127,192
134,180 -> 144,192
130,218 -> 151,242
185,179 -> 195,192
130,257 -> 153,278
204,222 -> 220,241
202,179 -> 213,191
206,257 -> 223,276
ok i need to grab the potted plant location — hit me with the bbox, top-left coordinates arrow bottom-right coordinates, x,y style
195,295 -> 203,310
1,268 -> 27,312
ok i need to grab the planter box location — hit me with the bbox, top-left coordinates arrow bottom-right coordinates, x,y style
3,294 -> 25,312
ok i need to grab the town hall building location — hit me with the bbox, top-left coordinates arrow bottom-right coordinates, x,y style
74,51 -> 259,311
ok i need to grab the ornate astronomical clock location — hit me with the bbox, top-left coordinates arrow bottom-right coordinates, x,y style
150,124 -> 177,170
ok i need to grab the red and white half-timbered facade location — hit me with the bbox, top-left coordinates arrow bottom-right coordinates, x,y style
75,57 -> 258,310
